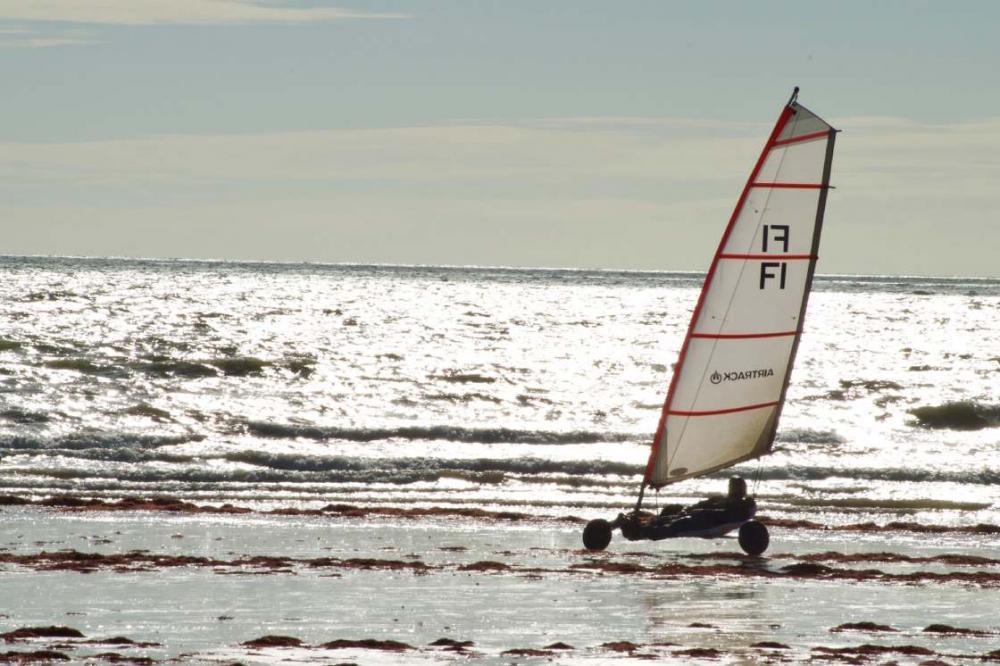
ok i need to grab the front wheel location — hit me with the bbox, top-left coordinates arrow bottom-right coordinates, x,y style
738,520 -> 769,556
582,519 -> 612,551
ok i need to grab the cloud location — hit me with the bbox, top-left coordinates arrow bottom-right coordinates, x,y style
832,115 -> 1000,201
7,115 -> 999,200
0,1 -> 406,26
0,25 -> 96,47
0,122 -> 761,195
0,36 -> 93,47
2,116 -> 999,275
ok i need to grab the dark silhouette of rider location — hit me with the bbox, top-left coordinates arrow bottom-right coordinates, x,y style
685,476 -> 751,514
647,476 -> 755,540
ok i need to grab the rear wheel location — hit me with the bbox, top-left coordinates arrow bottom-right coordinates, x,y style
738,520 -> 769,556
582,519 -> 612,551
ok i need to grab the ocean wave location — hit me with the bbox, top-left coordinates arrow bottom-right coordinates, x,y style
130,356 -> 270,378
43,358 -> 128,378
130,360 -> 218,378
222,451 -> 638,478
775,496 -> 992,512
0,450 -> 638,485
752,464 -> 1000,486
245,421 -> 847,448
838,379 -> 904,393
908,401 -> 1000,431
19,289 -> 84,302
124,403 -> 173,422
774,429 -> 845,444
207,356 -> 270,376
428,372 -> 497,384
425,392 -> 502,404
243,421 -> 642,445
806,379 -> 905,402
0,433 -> 199,452
0,463 -> 610,487
5,444 -> 1000,488
0,409 -> 50,425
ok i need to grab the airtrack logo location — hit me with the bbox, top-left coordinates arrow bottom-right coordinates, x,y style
710,368 -> 775,384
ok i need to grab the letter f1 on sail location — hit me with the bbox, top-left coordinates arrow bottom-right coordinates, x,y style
644,89 -> 837,488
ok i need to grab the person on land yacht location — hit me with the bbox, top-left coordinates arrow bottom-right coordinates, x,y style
679,476 -> 752,513
620,476 -> 756,541
656,476 -> 755,536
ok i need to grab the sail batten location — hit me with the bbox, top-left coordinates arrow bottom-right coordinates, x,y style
718,253 -> 814,260
751,182 -> 826,189
772,130 -> 829,147
691,331 -> 796,339
667,401 -> 779,417
643,95 -> 837,489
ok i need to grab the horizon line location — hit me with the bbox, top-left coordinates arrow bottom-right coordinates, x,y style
1,253 -> 997,282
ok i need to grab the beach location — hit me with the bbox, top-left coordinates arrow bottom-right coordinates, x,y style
1,256 -> 998,663
2,499 -> 999,664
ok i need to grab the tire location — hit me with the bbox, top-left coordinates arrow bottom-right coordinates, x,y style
582,518 -> 613,551
738,520 -> 769,556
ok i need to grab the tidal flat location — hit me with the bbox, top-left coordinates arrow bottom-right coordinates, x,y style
1,502 -> 998,664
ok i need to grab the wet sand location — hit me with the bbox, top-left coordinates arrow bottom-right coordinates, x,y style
1,498 -> 999,664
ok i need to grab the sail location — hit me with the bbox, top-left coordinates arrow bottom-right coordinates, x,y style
644,94 -> 837,488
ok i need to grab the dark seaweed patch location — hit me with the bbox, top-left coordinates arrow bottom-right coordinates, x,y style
428,638 -> 474,648
922,624 -> 992,636
674,647 -> 721,659
320,639 -> 413,651
0,650 -> 71,662
812,644 -> 934,657
831,622 -> 897,633
797,551 -> 1000,567
82,637 -> 160,648
1,627 -> 84,642
458,561 -> 510,572
241,635 -> 303,648
87,654 -> 155,665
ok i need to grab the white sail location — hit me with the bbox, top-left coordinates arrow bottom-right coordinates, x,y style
645,94 -> 836,488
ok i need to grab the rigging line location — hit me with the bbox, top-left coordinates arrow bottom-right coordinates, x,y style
664,110 -> 799,476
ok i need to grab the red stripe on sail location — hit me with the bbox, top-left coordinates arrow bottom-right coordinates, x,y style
752,182 -> 825,189
643,103 -> 796,486
668,401 -> 779,417
691,331 -> 797,340
772,130 -> 829,147
718,253 -> 814,260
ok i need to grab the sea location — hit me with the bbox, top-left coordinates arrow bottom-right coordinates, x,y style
1,255 -> 998,529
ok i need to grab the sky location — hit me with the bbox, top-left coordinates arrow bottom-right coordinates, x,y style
2,1 -> 999,277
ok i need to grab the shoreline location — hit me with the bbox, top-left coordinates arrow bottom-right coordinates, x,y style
4,493 -> 998,536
